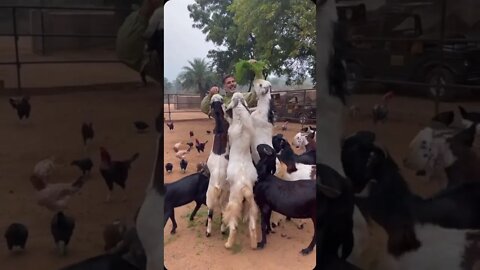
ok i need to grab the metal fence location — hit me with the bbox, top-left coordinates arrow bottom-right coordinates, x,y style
0,5 -> 132,91
164,88 -> 316,124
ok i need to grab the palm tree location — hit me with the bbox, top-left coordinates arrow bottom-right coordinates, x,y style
178,58 -> 218,97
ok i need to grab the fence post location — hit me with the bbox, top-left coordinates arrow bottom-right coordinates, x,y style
167,94 -> 172,121
12,7 -> 22,93
40,9 -> 46,55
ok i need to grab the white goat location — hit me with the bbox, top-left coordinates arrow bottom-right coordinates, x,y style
205,94 -> 230,237
223,93 -> 259,250
250,79 -> 274,164
33,156 -> 56,180
292,132 -> 309,152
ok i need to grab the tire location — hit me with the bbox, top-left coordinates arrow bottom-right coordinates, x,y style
425,67 -> 456,101
299,113 -> 308,125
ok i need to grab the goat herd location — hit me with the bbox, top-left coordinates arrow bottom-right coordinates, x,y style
164,87 -> 480,270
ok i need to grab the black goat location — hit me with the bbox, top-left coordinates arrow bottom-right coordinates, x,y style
164,167 -> 210,234
272,134 -> 315,165
342,132 -> 480,268
253,144 -> 316,255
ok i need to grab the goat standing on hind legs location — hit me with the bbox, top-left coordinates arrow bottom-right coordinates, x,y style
205,94 -> 231,237
223,93 -> 259,250
250,78 -> 274,165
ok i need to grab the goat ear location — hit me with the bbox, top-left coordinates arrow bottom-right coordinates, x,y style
318,183 -> 341,198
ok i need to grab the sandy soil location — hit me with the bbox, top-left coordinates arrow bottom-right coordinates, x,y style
0,88 -> 161,269
164,93 -> 480,270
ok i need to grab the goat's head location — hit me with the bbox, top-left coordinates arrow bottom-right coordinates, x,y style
272,133 -> 288,153
292,132 -> 309,149
226,92 -> 250,119
210,94 -> 225,117
255,144 -> 277,177
196,162 -> 210,177
253,79 -> 272,96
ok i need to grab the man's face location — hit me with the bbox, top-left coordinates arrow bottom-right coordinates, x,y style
224,76 -> 237,93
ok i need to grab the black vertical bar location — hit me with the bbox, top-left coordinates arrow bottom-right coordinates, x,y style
12,7 -> 21,92
168,94 -> 171,121
40,10 -> 45,55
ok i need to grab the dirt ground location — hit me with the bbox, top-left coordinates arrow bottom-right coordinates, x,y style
164,93 -> 480,270
0,88 -> 161,269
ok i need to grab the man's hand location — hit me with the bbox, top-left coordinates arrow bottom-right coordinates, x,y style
209,86 -> 219,95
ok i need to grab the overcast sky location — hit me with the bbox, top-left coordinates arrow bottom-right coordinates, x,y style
164,0 -> 218,82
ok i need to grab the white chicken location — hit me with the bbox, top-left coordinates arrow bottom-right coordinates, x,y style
33,156 -> 56,180
30,174 -> 86,212
173,142 -> 192,160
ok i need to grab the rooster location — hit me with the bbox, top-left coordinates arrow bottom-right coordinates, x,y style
372,91 -> 394,124
31,174 -> 86,212
51,211 -> 75,256
173,142 -> 192,159
9,96 -> 31,120
281,121 -> 288,131
166,120 -> 174,131
81,122 -> 94,145
99,147 -> 140,202
195,139 -> 208,153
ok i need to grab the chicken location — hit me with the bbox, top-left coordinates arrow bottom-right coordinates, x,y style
173,142 -> 192,160
195,139 -> 208,153
4,223 -> 28,251
166,120 -> 174,130
81,122 -> 94,145
51,211 -> 75,256
372,91 -> 394,124
189,131 -> 194,138
134,121 -> 149,133
31,174 -> 86,212
70,158 -> 93,176
99,147 -> 140,202
281,121 -> 288,131
165,163 -> 173,173
33,156 -> 56,180
180,159 -> 188,173
186,142 -> 194,148
9,96 -> 31,120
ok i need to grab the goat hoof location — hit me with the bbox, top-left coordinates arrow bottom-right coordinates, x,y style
170,230 -> 176,235
271,222 -> 277,228
206,232 -> 211,237
297,224 -> 304,230
189,217 -> 194,221
300,248 -> 312,255
257,242 -> 265,249
221,230 -> 227,235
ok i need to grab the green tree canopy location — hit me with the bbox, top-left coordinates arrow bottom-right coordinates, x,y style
188,0 -> 315,85
177,58 -> 220,95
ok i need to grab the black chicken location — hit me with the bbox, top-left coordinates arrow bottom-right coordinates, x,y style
165,163 -> 173,173
99,147 -> 140,202
166,121 -> 174,131
186,142 -> 194,148
180,159 -> 188,173
81,122 -> 94,145
51,211 -> 75,256
4,223 -> 28,251
134,121 -> 149,133
195,139 -> 208,153
9,96 -> 31,120
71,158 -> 94,176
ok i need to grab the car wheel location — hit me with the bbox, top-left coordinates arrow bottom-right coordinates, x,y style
299,113 -> 308,124
425,67 -> 455,101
